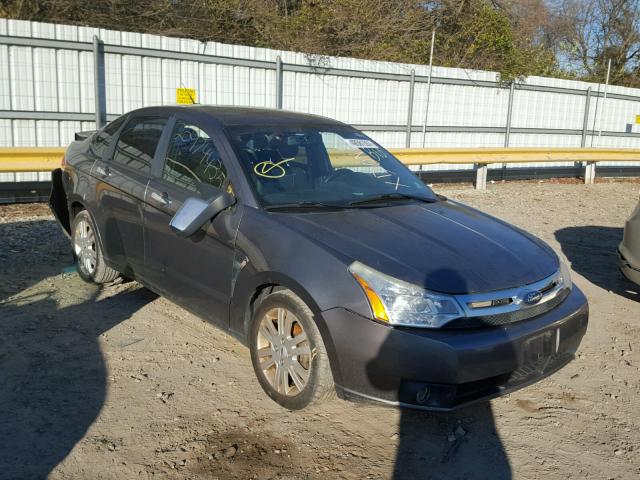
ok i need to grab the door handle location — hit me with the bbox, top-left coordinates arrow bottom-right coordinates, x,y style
150,191 -> 171,207
95,165 -> 111,177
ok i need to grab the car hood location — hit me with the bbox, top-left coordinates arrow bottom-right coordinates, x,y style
270,200 -> 559,294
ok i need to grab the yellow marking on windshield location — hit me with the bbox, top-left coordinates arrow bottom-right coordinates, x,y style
253,158 -> 293,178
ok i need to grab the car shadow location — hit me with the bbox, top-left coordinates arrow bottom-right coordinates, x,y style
0,218 -> 156,478
391,404 -> 510,479
366,268 -> 512,479
555,226 -> 639,301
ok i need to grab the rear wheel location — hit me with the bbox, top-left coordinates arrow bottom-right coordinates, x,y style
72,210 -> 119,284
249,290 -> 335,409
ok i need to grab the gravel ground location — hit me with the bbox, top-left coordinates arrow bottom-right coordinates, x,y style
0,181 -> 639,480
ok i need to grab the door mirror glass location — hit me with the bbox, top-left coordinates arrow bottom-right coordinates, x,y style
169,192 -> 235,237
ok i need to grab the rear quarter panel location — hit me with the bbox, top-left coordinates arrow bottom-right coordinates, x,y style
63,138 -> 100,207
58,137 -> 106,253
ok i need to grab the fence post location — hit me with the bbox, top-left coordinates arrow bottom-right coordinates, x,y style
475,163 -> 487,190
585,162 -> 596,184
405,70 -> 415,148
582,87 -> 596,184
504,82 -> 515,147
581,87 -> 591,148
93,36 -> 107,128
420,29 -> 436,148
275,56 -> 283,109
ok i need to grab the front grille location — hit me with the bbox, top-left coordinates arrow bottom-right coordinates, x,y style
445,287 -> 570,328
466,278 -> 559,310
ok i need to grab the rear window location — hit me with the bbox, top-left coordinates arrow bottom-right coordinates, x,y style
112,117 -> 168,174
89,116 -> 126,159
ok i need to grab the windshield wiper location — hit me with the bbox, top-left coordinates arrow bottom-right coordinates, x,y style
264,201 -> 348,211
263,194 -> 436,211
347,193 -> 437,206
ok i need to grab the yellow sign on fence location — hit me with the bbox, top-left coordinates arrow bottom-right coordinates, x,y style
636,115 -> 640,124
176,88 -> 197,104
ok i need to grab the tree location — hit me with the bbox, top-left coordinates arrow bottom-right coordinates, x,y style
0,0 -> 566,82
430,0 -> 558,80
554,0 -> 640,86
253,0 -> 557,80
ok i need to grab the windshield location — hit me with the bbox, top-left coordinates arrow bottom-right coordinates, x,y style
227,126 -> 436,209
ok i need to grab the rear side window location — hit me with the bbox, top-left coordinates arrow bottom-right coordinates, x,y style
89,116 -> 126,159
112,117 -> 168,174
162,120 -> 228,197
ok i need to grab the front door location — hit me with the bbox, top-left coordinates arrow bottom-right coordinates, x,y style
142,118 -> 241,326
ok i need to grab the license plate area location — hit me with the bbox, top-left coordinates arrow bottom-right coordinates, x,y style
521,329 -> 556,365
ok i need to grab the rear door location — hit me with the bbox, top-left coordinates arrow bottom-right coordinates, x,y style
93,115 -> 168,277
142,116 -> 241,326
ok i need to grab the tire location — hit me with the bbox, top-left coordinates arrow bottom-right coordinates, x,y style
71,210 -> 120,284
249,290 -> 335,409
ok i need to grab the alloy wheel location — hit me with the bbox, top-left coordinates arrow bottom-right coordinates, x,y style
74,219 -> 97,276
256,307 -> 312,396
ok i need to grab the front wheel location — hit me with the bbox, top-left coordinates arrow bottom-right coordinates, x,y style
249,290 -> 335,409
71,210 -> 120,284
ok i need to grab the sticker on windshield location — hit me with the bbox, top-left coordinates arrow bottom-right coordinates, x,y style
346,139 -> 378,149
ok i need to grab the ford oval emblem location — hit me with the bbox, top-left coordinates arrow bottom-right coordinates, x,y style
523,290 -> 543,305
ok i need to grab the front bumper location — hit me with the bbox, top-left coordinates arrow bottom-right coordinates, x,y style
321,286 -> 588,410
618,249 -> 640,285
619,204 -> 640,286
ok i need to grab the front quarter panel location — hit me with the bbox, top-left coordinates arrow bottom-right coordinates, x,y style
230,207 -> 371,338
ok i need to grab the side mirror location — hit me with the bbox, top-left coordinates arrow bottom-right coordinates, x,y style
169,192 -> 235,237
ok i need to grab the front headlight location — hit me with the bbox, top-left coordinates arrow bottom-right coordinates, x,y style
558,257 -> 573,291
349,261 -> 464,328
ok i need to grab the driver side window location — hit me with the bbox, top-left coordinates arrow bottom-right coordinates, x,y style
162,120 -> 229,198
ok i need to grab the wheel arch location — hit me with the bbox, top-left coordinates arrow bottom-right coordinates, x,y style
67,200 -> 109,267
70,200 -> 86,218
231,270 -> 343,387
234,271 -> 322,338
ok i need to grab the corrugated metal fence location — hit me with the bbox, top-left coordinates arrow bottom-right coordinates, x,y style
1,18 -> 640,186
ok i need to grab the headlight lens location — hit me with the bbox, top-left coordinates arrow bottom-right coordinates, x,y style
349,261 -> 464,328
558,257 -> 573,291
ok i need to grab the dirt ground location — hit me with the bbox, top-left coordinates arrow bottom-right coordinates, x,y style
1,181 -> 639,480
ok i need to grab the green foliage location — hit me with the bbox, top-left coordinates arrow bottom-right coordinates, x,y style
0,0 -> 564,82
432,0 -> 559,82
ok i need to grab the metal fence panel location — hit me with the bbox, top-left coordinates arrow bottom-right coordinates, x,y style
0,17 -> 639,179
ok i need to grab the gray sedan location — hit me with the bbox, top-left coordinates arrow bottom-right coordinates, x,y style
50,106 -> 588,411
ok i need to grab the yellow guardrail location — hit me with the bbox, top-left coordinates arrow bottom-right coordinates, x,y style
0,147 -> 66,172
390,147 -> 640,165
0,146 -> 638,189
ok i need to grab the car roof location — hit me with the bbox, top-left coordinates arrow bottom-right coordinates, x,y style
126,105 -> 350,128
